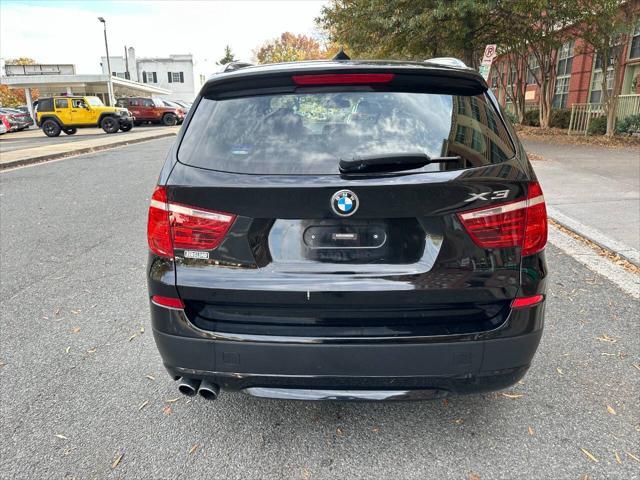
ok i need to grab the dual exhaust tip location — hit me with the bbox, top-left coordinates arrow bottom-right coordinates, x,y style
177,378 -> 219,400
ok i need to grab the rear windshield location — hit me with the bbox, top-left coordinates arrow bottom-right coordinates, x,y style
178,91 -> 515,175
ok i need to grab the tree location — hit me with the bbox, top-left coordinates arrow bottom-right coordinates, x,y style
494,1 -> 580,129
6,57 -> 36,65
573,0 -> 635,136
219,45 -> 236,65
0,85 -> 39,108
255,32 -> 325,64
317,0 -> 501,67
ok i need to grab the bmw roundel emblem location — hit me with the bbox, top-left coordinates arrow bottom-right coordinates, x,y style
331,190 -> 359,217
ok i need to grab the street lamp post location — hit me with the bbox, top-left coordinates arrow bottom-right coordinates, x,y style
98,16 -> 114,106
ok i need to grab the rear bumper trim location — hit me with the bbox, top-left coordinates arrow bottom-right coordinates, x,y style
243,387 -> 448,401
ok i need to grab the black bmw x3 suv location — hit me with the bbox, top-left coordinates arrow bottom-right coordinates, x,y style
147,58 -> 548,401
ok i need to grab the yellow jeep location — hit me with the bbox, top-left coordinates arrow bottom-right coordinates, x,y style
36,96 -> 134,137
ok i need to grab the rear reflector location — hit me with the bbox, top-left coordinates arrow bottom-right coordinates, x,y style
292,73 -> 395,86
151,295 -> 185,309
147,186 -> 236,258
511,294 -> 544,309
458,182 -> 547,256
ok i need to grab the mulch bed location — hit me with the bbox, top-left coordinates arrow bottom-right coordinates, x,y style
515,125 -> 640,148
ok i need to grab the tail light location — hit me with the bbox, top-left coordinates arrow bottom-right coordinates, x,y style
458,182 -> 547,256
147,186 -> 236,258
292,73 -> 395,86
511,294 -> 544,309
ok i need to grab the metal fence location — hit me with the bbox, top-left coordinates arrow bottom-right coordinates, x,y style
568,94 -> 640,135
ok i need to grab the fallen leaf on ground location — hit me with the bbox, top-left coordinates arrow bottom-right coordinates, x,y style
86,347 -> 96,354
627,452 -> 640,463
138,400 -> 149,411
528,426 -> 535,436
556,367 -> 563,375
145,374 -> 155,381
453,418 -> 464,425
111,453 -> 124,469
162,405 -> 173,415
140,326 -> 145,334
442,399 -> 449,407
302,468 -> 311,480
469,473 -> 481,480
54,434 -> 68,440
128,334 -> 137,342
597,334 -> 617,343
189,444 -> 200,454
166,397 -> 180,403
54,307 -> 61,316
372,426 -> 380,433
500,393 -> 523,399
71,327 -> 80,334
615,452 -> 622,464
607,405 -> 617,415
71,310 -> 80,315
633,364 -> 640,372
65,346 -> 71,354
580,448 -> 598,463
336,427 -> 344,436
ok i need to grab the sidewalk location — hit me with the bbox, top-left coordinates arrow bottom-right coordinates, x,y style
523,139 -> 640,265
0,126 -> 178,169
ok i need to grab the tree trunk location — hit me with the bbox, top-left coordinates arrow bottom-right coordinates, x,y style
605,96 -> 617,137
539,78 -> 552,129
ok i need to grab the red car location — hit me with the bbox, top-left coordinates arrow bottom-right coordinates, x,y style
116,97 -> 185,126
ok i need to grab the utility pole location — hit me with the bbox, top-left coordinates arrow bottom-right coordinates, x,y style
98,17 -> 114,105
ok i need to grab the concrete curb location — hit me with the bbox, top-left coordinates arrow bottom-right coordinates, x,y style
547,206 -> 640,267
0,132 -> 177,170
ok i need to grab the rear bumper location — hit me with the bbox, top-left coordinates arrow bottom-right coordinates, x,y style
150,303 -> 544,398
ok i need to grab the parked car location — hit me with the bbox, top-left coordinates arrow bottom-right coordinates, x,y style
36,96 -> 134,137
116,97 -> 184,126
172,100 -> 192,112
161,100 -> 188,117
0,107 -> 34,131
0,115 -> 9,134
146,58 -> 548,401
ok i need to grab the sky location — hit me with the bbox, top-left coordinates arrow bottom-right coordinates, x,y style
0,0 -> 328,75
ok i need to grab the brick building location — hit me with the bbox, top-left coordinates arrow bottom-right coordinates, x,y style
490,6 -> 640,115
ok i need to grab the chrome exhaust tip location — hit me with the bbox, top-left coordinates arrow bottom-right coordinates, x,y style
177,377 -> 201,396
198,380 -> 220,400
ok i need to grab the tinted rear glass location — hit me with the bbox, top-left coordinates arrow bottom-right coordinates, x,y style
178,91 -> 515,175
38,98 -> 54,112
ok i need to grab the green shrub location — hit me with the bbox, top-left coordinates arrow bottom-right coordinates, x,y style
503,109 -> 518,125
523,109 -> 540,127
587,116 -> 607,135
615,114 -> 640,135
549,109 -> 571,129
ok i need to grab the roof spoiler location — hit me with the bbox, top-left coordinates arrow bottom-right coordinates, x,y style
223,61 -> 254,72
423,57 -> 468,69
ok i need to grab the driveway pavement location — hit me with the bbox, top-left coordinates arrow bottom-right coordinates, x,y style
523,139 -> 640,264
1,138 -> 638,479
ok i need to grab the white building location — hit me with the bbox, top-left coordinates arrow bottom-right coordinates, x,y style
101,47 -> 207,102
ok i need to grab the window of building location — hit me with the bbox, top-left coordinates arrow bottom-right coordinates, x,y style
55,98 -> 69,109
168,71 -> 184,83
589,69 -> 614,103
527,55 -> 539,84
630,20 -> 640,60
142,71 -> 157,84
552,41 -> 574,108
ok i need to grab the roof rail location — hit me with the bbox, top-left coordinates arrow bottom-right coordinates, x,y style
423,57 -> 468,69
223,61 -> 254,72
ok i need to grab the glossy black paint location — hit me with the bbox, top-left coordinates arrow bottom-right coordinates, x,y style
147,60 -> 548,399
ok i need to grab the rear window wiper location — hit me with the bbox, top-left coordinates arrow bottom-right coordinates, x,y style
339,153 -> 462,174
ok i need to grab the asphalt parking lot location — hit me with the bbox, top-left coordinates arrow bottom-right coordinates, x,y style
1,138 -> 638,479
0,124 -> 168,153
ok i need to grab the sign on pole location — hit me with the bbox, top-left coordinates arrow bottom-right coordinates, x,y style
479,44 -> 497,81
